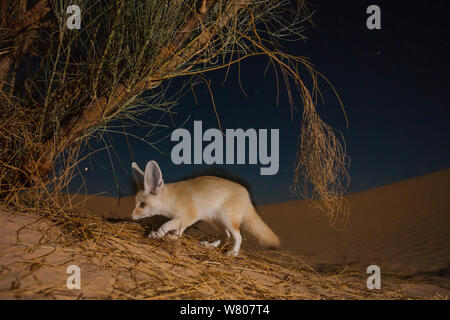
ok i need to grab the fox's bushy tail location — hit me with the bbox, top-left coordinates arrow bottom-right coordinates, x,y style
243,207 -> 281,248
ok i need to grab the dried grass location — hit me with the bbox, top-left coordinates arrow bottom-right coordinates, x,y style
5,197 -> 409,300
1,0 -> 350,224
0,0 -> 363,300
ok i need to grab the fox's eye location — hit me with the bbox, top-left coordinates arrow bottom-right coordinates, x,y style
139,202 -> 146,208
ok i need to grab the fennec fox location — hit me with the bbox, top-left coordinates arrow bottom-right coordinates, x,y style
131,161 -> 280,256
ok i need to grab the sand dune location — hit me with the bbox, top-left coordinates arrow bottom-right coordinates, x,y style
72,169 -> 450,275
3,169 -> 448,299
259,169 -> 450,274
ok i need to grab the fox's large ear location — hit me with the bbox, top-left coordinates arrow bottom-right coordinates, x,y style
144,160 -> 164,194
131,162 -> 144,190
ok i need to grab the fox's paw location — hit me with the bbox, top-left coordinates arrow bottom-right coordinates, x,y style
166,234 -> 179,241
148,231 -> 159,239
201,240 -> 221,248
226,250 -> 239,257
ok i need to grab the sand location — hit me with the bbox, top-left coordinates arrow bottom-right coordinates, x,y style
0,169 -> 449,299
259,169 -> 450,274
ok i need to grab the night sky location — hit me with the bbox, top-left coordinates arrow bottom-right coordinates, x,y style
71,0 -> 450,205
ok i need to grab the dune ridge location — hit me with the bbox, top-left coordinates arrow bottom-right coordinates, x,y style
71,169 -> 450,274
258,169 -> 450,274
1,169 -> 449,299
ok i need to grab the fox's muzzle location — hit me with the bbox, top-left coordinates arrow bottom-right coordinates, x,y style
132,207 -> 143,220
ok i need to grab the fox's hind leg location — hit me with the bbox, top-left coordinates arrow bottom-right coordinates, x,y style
223,221 -> 242,257
201,239 -> 221,248
227,228 -> 242,256
201,226 -> 230,248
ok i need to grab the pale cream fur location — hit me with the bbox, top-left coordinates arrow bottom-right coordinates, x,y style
131,161 -> 280,256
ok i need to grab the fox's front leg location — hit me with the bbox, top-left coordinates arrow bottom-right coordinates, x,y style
149,217 -> 195,240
